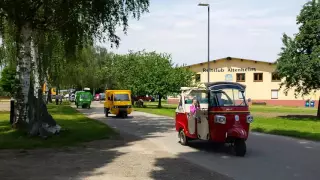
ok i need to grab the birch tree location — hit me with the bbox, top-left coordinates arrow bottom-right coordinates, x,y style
0,0 -> 150,137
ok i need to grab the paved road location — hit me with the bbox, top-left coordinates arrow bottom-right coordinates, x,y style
77,102 -> 320,180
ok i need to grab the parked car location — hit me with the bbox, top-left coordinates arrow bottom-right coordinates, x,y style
133,95 -> 155,102
69,94 -> 75,102
99,93 -> 105,101
94,94 -> 100,101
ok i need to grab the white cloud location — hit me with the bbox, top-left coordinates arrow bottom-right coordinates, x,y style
99,0 -> 307,65
128,24 -> 145,31
174,20 -> 195,28
176,33 -> 197,39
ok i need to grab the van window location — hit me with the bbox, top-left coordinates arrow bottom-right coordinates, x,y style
80,94 -> 89,99
114,94 -> 130,101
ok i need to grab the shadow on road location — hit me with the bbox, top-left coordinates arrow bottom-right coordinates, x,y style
150,154 -> 234,180
0,138 -> 129,180
277,115 -> 320,121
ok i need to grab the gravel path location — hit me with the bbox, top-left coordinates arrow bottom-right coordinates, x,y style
0,104 -> 232,180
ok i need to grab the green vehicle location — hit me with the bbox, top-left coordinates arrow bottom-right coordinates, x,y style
76,91 -> 92,108
74,91 -> 84,105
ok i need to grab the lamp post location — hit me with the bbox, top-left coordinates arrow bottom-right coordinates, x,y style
198,3 -> 210,84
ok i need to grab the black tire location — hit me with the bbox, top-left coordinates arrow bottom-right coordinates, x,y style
234,139 -> 246,157
105,108 -> 109,117
179,129 -> 188,146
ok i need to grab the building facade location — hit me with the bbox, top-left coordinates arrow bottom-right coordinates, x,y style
168,57 -> 320,107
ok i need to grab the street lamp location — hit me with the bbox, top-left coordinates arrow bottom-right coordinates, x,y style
198,3 -> 210,84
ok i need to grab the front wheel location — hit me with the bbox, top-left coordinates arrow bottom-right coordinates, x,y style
234,139 -> 246,157
179,129 -> 189,146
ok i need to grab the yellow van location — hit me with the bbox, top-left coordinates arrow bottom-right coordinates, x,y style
104,90 -> 133,118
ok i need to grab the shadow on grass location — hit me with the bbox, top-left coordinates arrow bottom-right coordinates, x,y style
277,115 -> 320,121
0,105 -> 118,149
134,105 -> 176,110
252,127 -> 320,141
0,137 -> 130,180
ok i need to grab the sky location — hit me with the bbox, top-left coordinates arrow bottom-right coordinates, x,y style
98,0 -> 310,65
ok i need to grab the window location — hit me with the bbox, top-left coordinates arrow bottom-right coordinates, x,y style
236,73 -> 245,82
271,72 -> 281,82
185,90 -> 208,104
80,94 -> 89,99
195,74 -> 201,82
238,91 -> 245,99
254,73 -> 263,82
114,94 -> 130,101
209,89 -> 247,107
271,90 -> 278,99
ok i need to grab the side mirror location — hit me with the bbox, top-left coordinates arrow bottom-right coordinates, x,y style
248,98 -> 251,103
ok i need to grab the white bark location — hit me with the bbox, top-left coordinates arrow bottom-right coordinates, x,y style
15,23 -> 32,124
31,40 -> 41,98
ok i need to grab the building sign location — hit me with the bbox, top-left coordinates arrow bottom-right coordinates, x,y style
225,74 -> 233,81
203,67 -> 256,72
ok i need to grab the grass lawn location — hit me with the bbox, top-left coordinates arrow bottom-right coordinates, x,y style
0,104 -> 117,149
134,101 -> 320,141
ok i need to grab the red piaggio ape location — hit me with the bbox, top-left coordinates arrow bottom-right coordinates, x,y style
175,82 -> 253,156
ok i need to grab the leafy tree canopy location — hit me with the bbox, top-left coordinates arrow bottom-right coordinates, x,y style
0,65 -> 17,96
276,0 -> 320,97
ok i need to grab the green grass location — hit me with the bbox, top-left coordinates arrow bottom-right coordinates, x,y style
0,105 -> 117,149
251,116 -> 320,141
249,105 -> 317,114
134,102 -> 320,141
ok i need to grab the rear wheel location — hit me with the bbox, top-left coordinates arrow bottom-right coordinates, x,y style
179,129 -> 188,146
105,108 -> 109,117
234,139 -> 246,157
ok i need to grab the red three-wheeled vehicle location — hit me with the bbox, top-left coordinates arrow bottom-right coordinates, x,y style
175,82 -> 253,156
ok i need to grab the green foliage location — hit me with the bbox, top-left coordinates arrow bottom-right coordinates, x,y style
1,0 -> 150,57
110,50 -> 194,98
276,0 -> 320,97
0,65 -> 18,96
60,47 -> 194,106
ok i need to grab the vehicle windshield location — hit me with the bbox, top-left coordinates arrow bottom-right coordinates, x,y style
80,94 -> 89,99
209,88 -> 247,107
114,94 -> 130,101
184,90 -> 208,104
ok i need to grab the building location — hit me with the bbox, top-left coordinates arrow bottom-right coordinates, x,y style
168,57 -> 320,107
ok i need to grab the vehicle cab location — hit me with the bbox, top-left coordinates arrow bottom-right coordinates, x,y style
76,91 -> 92,108
175,82 -> 253,156
104,90 -> 133,118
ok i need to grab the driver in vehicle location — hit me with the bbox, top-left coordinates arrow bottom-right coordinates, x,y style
216,93 -> 225,106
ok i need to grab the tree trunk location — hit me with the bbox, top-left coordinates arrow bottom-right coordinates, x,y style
158,93 -> 162,108
13,24 -> 60,137
29,39 -> 61,137
317,96 -> 320,118
13,23 -> 32,129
